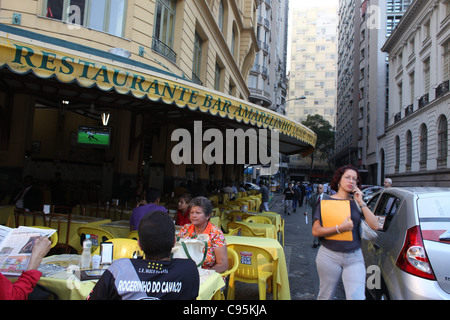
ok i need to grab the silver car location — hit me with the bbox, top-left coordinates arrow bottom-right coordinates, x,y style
362,186 -> 384,202
362,187 -> 450,300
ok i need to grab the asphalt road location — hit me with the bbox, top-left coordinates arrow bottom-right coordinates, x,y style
232,194 -> 345,300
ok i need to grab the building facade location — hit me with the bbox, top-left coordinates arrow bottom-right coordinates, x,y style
357,0 -> 410,184
335,0 -> 362,170
0,0 -> 315,204
335,0 -> 410,184
287,3 -> 338,182
381,0 -> 450,187
248,0 -> 289,115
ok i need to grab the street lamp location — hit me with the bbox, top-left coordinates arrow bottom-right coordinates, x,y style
286,96 -> 307,103
278,96 -> 306,115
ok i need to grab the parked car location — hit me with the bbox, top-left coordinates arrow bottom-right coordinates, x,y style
362,186 -> 384,202
244,182 -> 260,191
362,187 -> 450,300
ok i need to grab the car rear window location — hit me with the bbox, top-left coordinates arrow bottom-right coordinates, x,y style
417,196 -> 450,219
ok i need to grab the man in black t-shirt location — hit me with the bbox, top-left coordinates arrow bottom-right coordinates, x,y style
283,183 -> 295,215
88,211 -> 199,300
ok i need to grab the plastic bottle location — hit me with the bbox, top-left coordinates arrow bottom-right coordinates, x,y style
80,234 -> 92,269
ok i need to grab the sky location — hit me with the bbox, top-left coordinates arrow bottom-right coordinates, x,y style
290,0 -> 338,9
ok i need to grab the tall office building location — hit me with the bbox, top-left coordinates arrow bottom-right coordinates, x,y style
335,0 -> 410,183
287,3 -> 338,181
288,4 -> 338,125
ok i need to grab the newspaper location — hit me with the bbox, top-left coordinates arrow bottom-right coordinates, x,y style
0,225 -> 56,276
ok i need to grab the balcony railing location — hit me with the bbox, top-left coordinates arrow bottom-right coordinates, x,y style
435,80 -> 449,99
152,37 -> 177,64
405,104 -> 413,117
394,112 -> 401,123
418,93 -> 429,109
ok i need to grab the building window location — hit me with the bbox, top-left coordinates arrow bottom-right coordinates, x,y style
423,57 -> 430,94
218,0 -> 224,33
249,75 -> 257,89
445,0 -> 450,17
423,19 -> 431,42
443,41 -> 450,81
438,115 -> 448,167
231,27 -> 235,58
214,63 -> 221,91
406,130 -> 412,170
395,135 -> 400,172
44,0 -> 127,37
409,71 -> 414,105
153,0 -> 177,63
192,32 -> 203,85
419,124 -> 427,168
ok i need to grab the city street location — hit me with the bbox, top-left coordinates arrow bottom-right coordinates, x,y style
233,193 -> 345,300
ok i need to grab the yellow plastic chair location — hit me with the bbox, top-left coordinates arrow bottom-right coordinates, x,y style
77,226 -> 115,254
225,227 -> 241,236
31,226 -> 59,248
245,216 -> 273,225
91,238 -> 142,259
213,247 -> 239,300
126,230 -> 139,240
226,211 -> 250,223
280,218 -> 285,247
227,222 -> 265,238
227,244 -> 278,300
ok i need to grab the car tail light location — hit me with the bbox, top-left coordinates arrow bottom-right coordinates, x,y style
396,225 -> 436,280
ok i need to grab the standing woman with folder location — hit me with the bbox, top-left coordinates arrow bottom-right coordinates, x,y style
312,165 -> 378,300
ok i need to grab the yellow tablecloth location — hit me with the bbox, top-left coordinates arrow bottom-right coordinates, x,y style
225,235 -> 291,300
98,220 -> 130,238
197,269 -> 226,300
32,255 -> 224,300
0,205 -> 14,225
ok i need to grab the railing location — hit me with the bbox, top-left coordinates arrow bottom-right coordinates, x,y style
418,93 -> 429,109
435,80 -> 449,99
405,104 -> 413,117
394,112 -> 401,123
152,37 -> 177,64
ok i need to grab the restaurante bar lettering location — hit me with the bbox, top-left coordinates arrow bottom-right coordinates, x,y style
6,42 -> 315,146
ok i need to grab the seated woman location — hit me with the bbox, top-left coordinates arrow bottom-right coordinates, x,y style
175,193 -> 191,226
178,197 -> 228,273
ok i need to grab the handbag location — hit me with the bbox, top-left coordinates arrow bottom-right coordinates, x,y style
353,200 -> 378,241
171,238 -> 208,268
360,218 -> 378,241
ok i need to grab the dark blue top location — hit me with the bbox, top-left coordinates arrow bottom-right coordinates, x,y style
313,198 -> 363,252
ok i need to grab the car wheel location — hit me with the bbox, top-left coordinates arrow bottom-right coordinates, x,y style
375,279 -> 390,300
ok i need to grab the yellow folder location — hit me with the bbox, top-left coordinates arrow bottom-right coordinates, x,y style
320,200 -> 353,241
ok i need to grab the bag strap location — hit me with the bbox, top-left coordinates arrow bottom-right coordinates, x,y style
181,241 -> 208,268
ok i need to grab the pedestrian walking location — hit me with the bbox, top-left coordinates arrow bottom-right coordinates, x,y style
258,181 -> 270,212
292,182 -> 300,213
312,165 -> 378,300
310,184 -> 330,248
283,182 -> 295,215
299,182 -> 305,207
383,178 -> 392,188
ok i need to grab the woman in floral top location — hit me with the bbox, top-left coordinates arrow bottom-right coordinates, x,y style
178,197 -> 228,273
